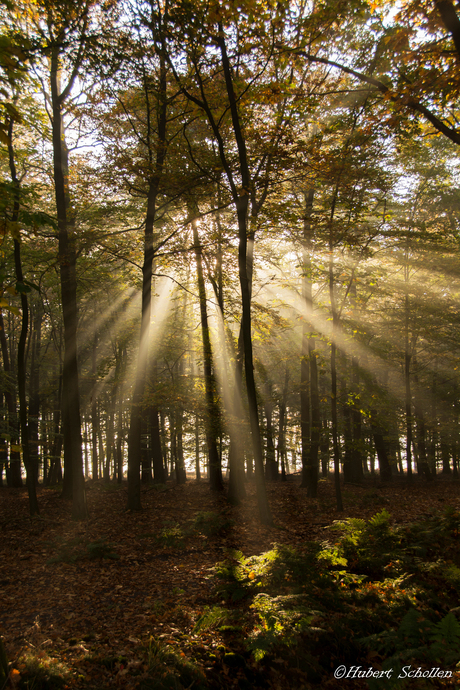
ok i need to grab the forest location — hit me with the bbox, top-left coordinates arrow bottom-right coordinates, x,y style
1,0 -> 460,688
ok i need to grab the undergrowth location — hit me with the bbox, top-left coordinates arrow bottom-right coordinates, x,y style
212,507 -> 460,687
139,638 -> 207,690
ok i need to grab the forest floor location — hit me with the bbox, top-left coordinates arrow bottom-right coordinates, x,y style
1,474 -> 460,689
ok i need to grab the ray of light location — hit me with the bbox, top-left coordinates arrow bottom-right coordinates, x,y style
208,303 -> 248,473
257,269 -> 454,426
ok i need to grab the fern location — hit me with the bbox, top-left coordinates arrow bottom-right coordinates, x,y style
397,608 -> 432,648
429,612 -> 460,663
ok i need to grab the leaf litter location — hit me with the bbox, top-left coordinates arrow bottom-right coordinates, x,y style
1,475 -> 460,689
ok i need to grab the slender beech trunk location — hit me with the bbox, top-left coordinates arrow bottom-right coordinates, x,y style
117,392 -> 124,483
341,367 -> 354,484
441,439 -> 451,474
412,355 -> 432,480
218,28 -> 272,524
349,280 -> 363,483
264,390 -> 279,480
328,208 -> 343,512
175,405 -> 186,484
151,402 -> 165,483
49,367 -> 63,485
127,179 -> 156,507
264,381 -> 277,480
91,335 -> 98,479
0,304 -> 21,486
127,51 -> 167,510
0,392 -> 6,485
370,409 -> 392,481
84,419 -> 88,479
278,367 -> 289,481
228,326 -> 247,503
29,303 -> 42,484
428,371 -> 438,473
195,415 -> 201,480
105,400 -> 114,482
50,51 -> 86,519
300,187 -> 321,496
213,190 -> 245,502
8,120 -> 39,514
160,411 -> 168,478
192,216 -> 223,490
351,355 -> 364,481
404,291 -> 413,479
300,190 -> 312,490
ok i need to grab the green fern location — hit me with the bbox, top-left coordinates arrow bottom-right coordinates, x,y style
429,612 -> 460,664
397,608 -> 432,648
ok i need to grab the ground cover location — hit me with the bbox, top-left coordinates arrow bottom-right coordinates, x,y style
1,475 -> 460,689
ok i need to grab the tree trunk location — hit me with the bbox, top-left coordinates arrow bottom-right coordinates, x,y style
150,404 -> 164,484
50,51 -> 86,519
264,380 -> 277,480
29,302 -> 42,484
412,355 -> 432,481
342,372 -> 354,484
329,249 -> 343,511
0,304 -> 22,487
370,410 -> 392,481
8,121 -> 39,514
127,49 -> 168,510
117,395 -> 124,483
278,367 -> 289,481
351,356 -> 364,482
195,415 -> 201,480
300,189 -> 319,497
105,400 -> 115,482
175,405 -> 186,484
227,328 -> 247,503
48,369 -> 63,485
13,237 -> 39,514
91,335 -> 98,480
0,391 -> 6,486
192,216 -> 222,490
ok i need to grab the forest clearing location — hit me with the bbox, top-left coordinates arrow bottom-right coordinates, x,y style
2,476 -> 460,689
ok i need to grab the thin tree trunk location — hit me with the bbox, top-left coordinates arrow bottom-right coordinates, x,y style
91,335 -> 98,480
370,410 -> 392,481
50,51 -> 86,519
329,228 -> 343,512
192,216 -> 223,490
175,405 -> 186,484
278,367 -> 289,481
8,120 -> 39,514
227,327 -> 247,502
151,404 -> 165,483
264,380 -> 277,480
127,51 -> 168,510
195,415 -> 201,480
0,304 -> 21,487
117,393 -> 124,483
301,189 -> 319,496
351,355 -> 364,482
29,302 -> 42,484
